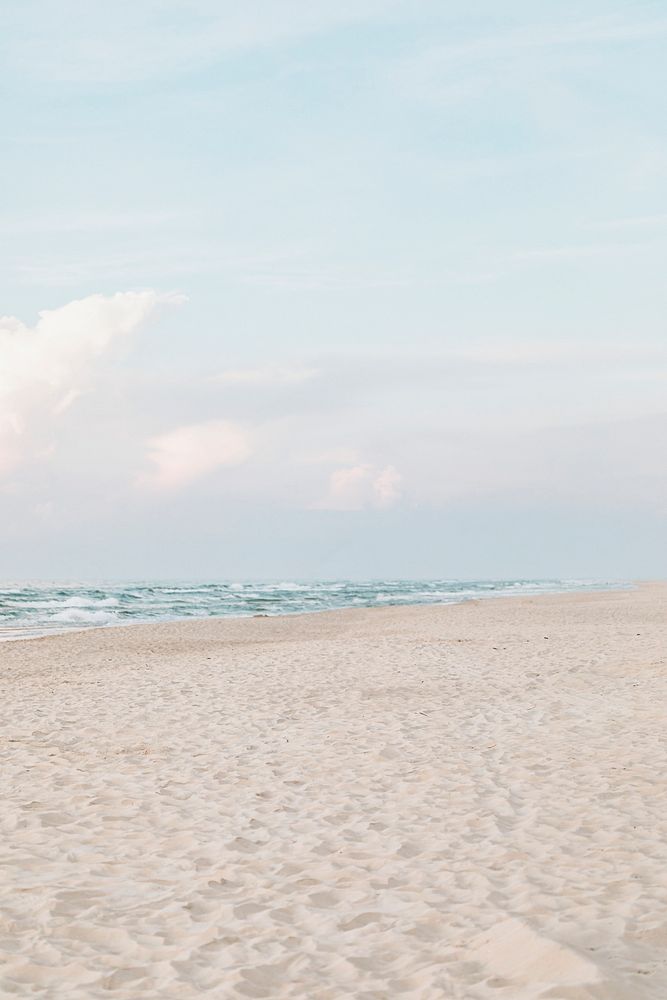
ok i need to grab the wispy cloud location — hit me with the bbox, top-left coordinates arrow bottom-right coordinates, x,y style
405,11 -> 667,71
592,212 -> 667,231
238,267 -> 413,292
4,0 -> 407,85
212,366 -> 320,386
393,9 -> 667,127
1,211 -> 183,236
511,242 -> 651,263
451,342 -> 667,368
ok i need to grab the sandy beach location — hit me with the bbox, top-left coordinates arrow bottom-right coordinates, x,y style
2,583 -> 667,999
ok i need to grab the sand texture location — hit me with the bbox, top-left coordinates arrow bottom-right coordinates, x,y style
2,584 -> 667,999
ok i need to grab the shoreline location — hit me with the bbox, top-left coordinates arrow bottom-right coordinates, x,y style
3,583 -> 667,998
0,577 -> 634,645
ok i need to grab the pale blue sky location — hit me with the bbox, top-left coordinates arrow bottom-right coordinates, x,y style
1,1 -> 666,578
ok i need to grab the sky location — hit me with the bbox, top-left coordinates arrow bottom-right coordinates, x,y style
1,0 -> 666,580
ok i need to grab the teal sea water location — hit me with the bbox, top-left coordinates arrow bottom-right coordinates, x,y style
0,579 -> 623,640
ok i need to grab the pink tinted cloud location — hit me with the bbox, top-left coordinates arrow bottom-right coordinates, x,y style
141,420 -> 251,491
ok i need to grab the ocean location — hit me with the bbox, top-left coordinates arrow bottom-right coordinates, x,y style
0,578 -> 623,640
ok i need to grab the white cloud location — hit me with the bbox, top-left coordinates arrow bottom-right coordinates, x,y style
0,210 -> 182,236
399,12 -> 667,97
593,212 -> 667,232
511,242 -> 647,264
141,420 -> 251,490
373,464 -> 403,507
212,366 -> 320,386
392,9 -> 667,152
0,290 -> 179,475
320,463 -> 403,510
5,1 -> 404,85
451,342 -> 667,368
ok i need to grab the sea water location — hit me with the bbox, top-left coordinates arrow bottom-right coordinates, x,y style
0,579 -> 624,640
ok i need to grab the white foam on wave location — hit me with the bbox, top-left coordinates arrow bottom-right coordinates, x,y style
157,587 -> 215,595
62,596 -> 119,608
4,595 -> 120,611
49,608 -> 119,625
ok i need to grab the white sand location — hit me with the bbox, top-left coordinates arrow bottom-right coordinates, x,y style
2,584 -> 667,999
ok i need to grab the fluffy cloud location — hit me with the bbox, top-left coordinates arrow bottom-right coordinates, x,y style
0,290 -> 178,475
321,463 -> 403,510
141,420 -> 251,490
